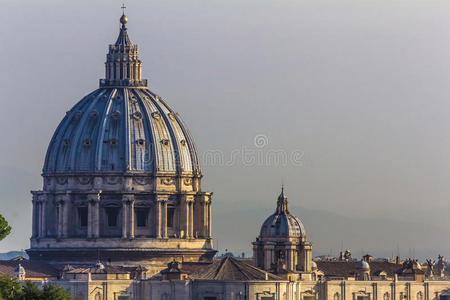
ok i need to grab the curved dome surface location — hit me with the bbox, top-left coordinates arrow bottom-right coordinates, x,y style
356,260 -> 370,270
259,188 -> 306,239
43,88 -> 200,174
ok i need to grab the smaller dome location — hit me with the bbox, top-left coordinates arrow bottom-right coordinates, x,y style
259,187 -> 306,239
356,260 -> 370,270
311,261 -> 317,270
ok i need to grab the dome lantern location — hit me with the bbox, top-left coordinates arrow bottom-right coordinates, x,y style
100,9 -> 146,88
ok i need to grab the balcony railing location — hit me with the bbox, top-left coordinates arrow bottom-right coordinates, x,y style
99,79 -> 147,88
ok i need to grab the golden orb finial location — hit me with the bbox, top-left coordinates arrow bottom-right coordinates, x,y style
120,4 -> 128,25
120,14 -> 128,25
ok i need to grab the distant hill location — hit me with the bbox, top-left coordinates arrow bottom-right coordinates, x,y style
0,251 -> 28,260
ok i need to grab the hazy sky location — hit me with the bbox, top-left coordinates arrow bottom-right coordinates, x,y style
1,0 -> 450,260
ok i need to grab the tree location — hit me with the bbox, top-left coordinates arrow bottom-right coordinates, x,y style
0,276 -> 74,300
0,275 -> 22,300
41,284 -> 74,300
0,215 -> 11,241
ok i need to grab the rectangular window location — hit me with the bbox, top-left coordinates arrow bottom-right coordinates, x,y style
357,296 -> 370,300
167,207 -> 175,228
78,207 -> 88,227
105,207 -> 119,227
204,297 -> 217,300
261,297 -> 274,300
136,209 -> 148,227
304,296 -> 315,300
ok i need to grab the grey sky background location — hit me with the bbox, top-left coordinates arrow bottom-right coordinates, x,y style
1,0 -> 450,260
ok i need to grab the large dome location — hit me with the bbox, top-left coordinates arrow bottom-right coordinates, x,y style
43,88 -> 200,175
28,13 -> 215,267
259,188 -> 306,239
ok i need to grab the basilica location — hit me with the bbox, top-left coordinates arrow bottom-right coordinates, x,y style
0,11 -> 450,300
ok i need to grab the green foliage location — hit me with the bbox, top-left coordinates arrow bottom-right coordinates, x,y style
0,275 -> 22,300
41,284 -> 74,300
0,275 -> 74,300
0,215 -> 11,241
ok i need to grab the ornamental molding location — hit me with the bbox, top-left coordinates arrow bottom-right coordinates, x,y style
133,177 -> 150,185
160,178 -> 174,185
56,177 -> 68,185
77,176 -> 93,185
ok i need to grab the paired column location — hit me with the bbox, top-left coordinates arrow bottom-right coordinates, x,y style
38,195 -> 47,238
286,246 -> 297,271
197,194 -> 212,239
302,242 -> 312,272
264,244 -> 275,270
122,195 -> 135,239
56,194 -> 70,239
207,198 -> 212,238
189,202 -> 194,238
181,195 -> 194,239
155,194 -> 168,239
31,194 -> 39,238
87,194 -> 100,239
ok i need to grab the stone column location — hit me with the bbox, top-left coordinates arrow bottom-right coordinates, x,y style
302,242 -> 312,272
207,200 -> 212,238
56,195 -> 64,239
162,200 -> 168,239
181,195 -> 194,239
155,194 -> 168,238
155,200 -> 162,238
128,196 -> 135,239
185,199 -> 190,239
38,195 -> 46,238
253,244 -> 259,267
31,194 -> 38,238
287,248 -> 293,271
87,194 -> 100,239
189,202 -> 194,238
202,199 -> 208,237
87,194 -> 98,239
122,197 -> 128,239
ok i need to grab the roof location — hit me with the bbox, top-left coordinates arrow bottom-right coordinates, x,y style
190,257 -> 282,281
43,87 -> 201,174
63,264 -> 129,274
316,261 -> 402,278
115,22 -> 132,46
0,260 -> 58,278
